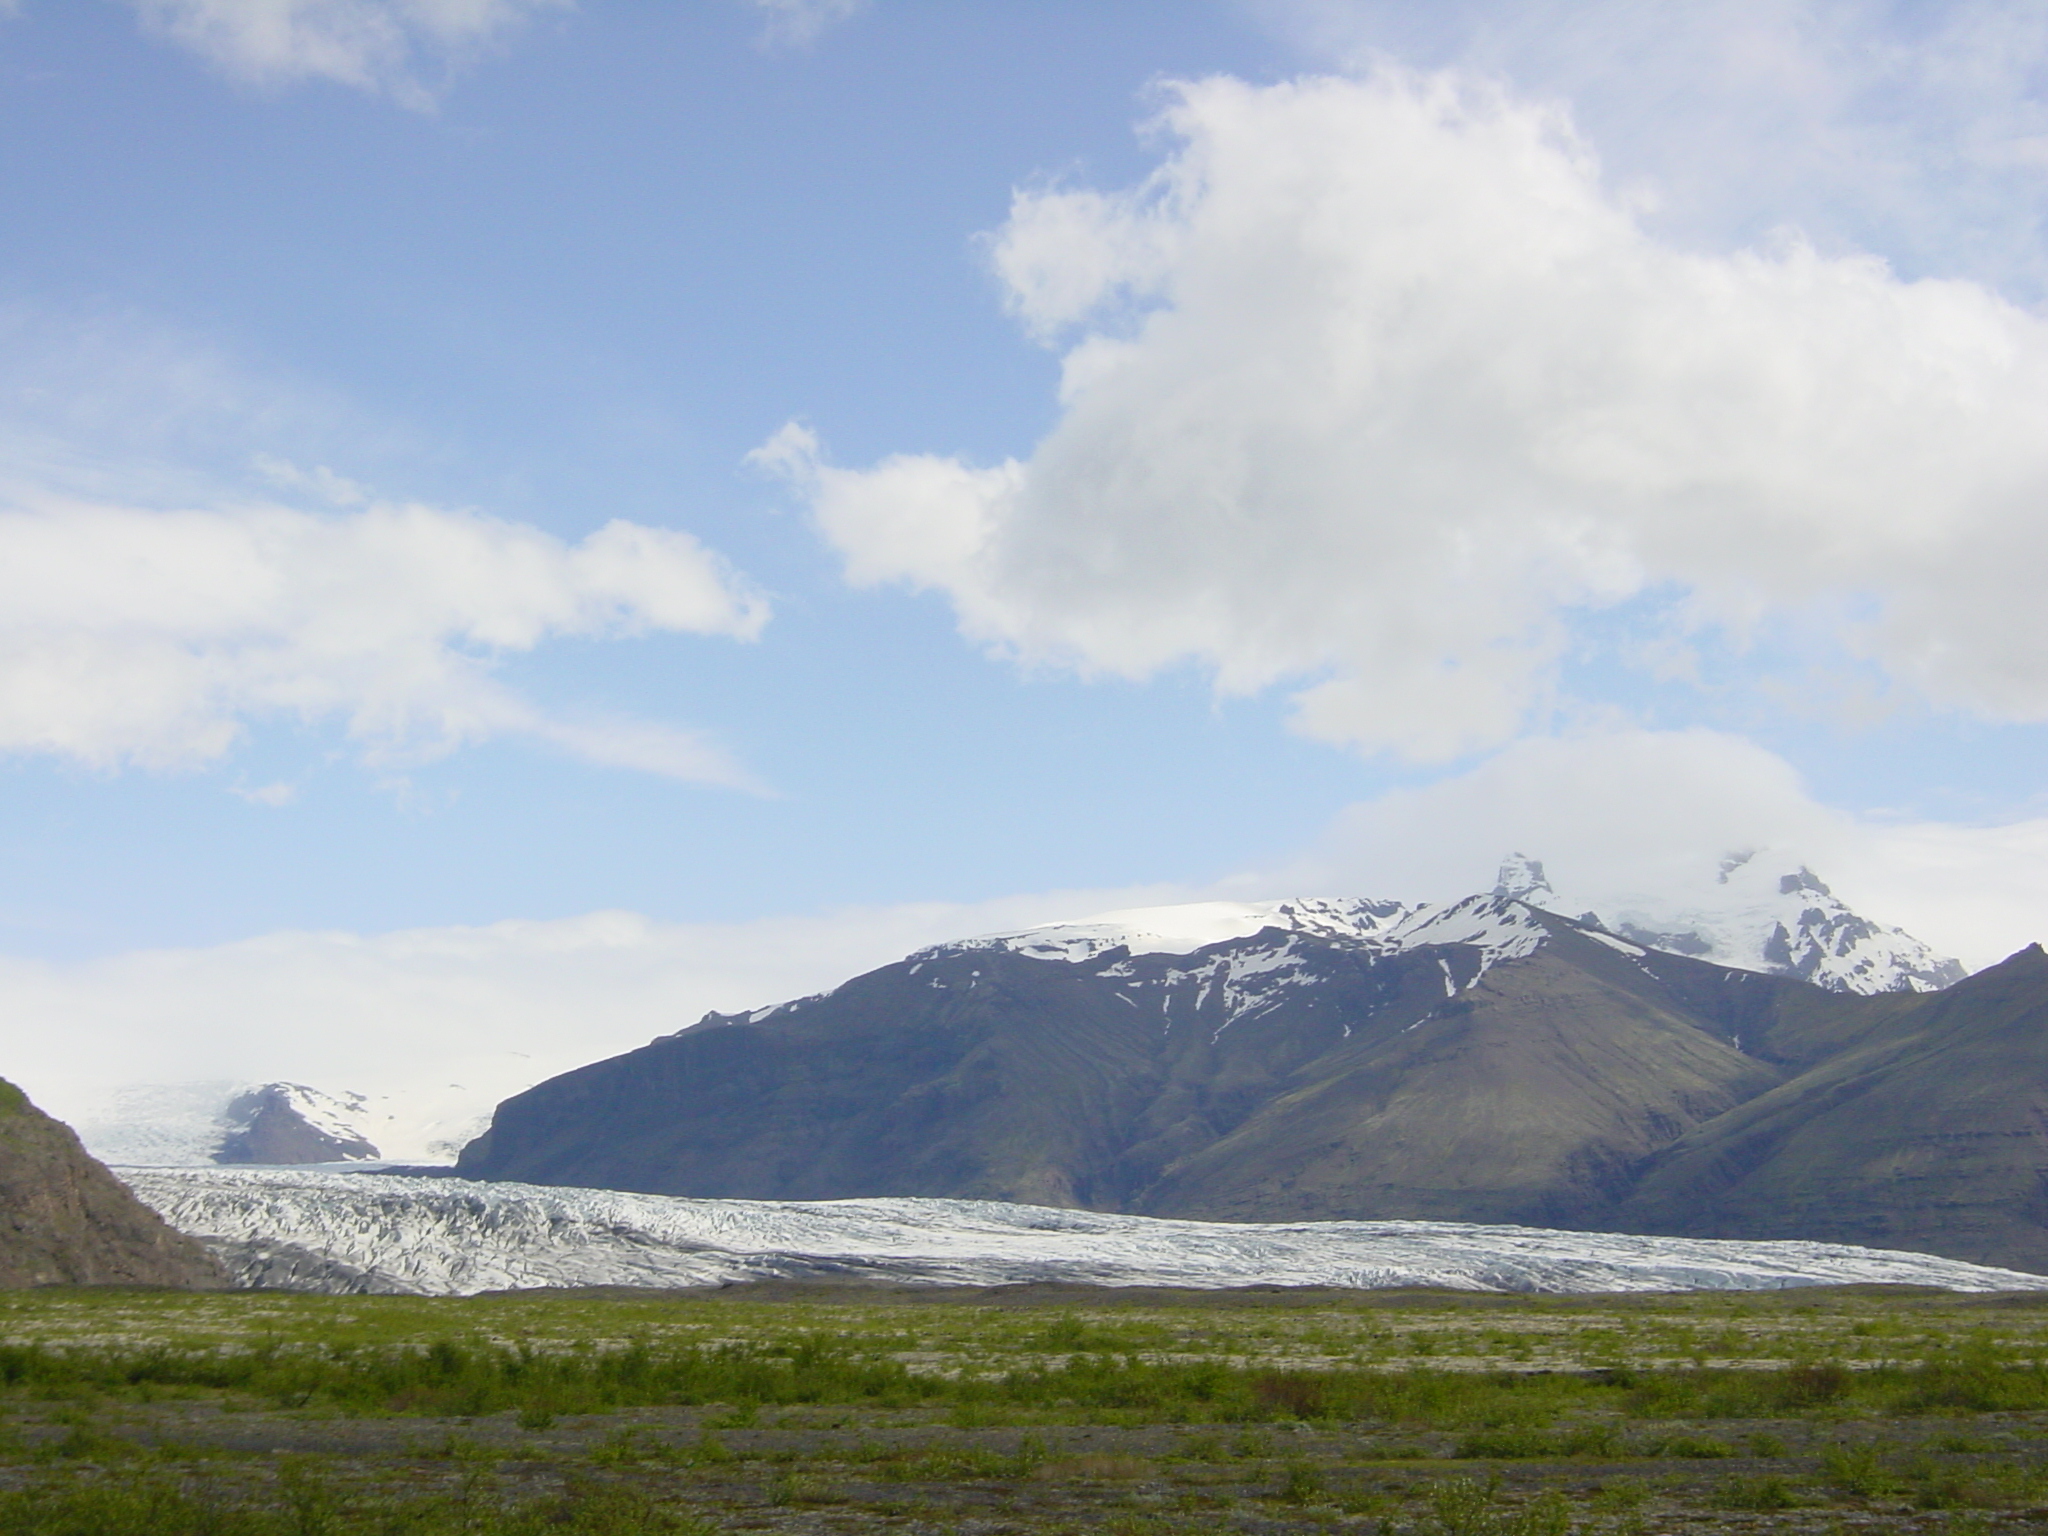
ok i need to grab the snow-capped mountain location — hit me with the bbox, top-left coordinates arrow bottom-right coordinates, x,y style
918,854 -> 1955,998
732,892 -> 1545,1041
1497,852 -> 1965,994
458,879 -> 2048,1269
76,1081 -> 386,1167
124,1167 -> 2048,1298
74,857 -> 1963,1180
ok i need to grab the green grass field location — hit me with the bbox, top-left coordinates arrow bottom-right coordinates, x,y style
1,1282 -> 2045,1533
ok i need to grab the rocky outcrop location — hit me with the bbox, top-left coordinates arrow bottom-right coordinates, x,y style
0,1078 -> 225,1288
215,1084 -> 380,1165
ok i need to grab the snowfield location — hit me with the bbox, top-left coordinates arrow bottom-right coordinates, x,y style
123,1167 -> 2048,1298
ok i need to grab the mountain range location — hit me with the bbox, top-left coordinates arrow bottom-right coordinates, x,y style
459,864 -> 2048,1273
69,852 -> 1962,1174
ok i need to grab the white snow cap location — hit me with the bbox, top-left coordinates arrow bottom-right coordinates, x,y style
76,1080 -> 394,1168
932,852 -> 1961,997
1530,850 -> 1965,994
931,896 -> 1415,964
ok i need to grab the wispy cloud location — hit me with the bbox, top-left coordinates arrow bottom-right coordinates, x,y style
128,0 -> 571,107
746,0 -> 865,51
0,307 -> 767,787
0,492 -> 768,782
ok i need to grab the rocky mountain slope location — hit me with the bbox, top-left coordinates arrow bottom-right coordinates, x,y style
1618,943 -> 2048,1271
458,885 -> 2048,1271
0,1078 -> 223,1288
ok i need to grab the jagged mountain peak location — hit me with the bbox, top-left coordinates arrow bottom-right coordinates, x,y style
913,890 -> 1555,985
1527,851 -> 1964,995
894,859 -> 1951,999
216,1084 -> 380,1166
1492,852 -> 1554,904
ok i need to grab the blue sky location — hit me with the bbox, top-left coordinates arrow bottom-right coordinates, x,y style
4,0 -> 2048,1149
0,1 -> 1377,953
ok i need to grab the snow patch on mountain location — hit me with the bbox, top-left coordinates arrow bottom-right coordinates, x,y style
931,891 -> 1552,995
1526,851 -> 1966,994
933,897 -> 1415,964
1388,894 -> 1550,981
77,1081 -> 388,1167
123,1167 -> 2047,1297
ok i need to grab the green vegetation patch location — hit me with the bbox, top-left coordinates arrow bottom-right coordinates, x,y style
1,1283 -> 2046,1533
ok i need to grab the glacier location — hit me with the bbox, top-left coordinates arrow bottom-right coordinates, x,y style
123,1167 -> 2048,1298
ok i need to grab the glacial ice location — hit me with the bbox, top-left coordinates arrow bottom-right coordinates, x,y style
123,1167 -> 2048,1298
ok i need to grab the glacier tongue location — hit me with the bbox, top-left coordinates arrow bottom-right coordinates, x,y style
122,1168 -> 2047,1298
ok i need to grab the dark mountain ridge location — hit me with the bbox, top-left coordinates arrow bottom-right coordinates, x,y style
460,895 -> 2048,1269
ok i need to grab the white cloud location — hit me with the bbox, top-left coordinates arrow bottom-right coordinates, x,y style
4,882 -> 1190,1163
0,491 -> 768,783
129,0 -> 569,105
1272,727 -> 2048,971
251,454 -> 369,507
1262,0 -> 2048,300
231,779 -> 298,806
778,69 -> 2048,762
746,0 -> 865,50
0,303 -> 374,510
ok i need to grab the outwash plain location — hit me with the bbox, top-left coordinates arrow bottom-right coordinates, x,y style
5,1282 -> 2048,1534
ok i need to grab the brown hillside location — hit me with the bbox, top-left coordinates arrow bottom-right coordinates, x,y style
1140,936 -> 1781,1226
0,1079 -> 224,1288
1616,944 -> 2048,1271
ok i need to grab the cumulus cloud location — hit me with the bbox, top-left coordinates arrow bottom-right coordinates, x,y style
129,0 -> 568,105
776,70 -> 2048,762
0,492 -> 768,782
1265,0 -> 2048,301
